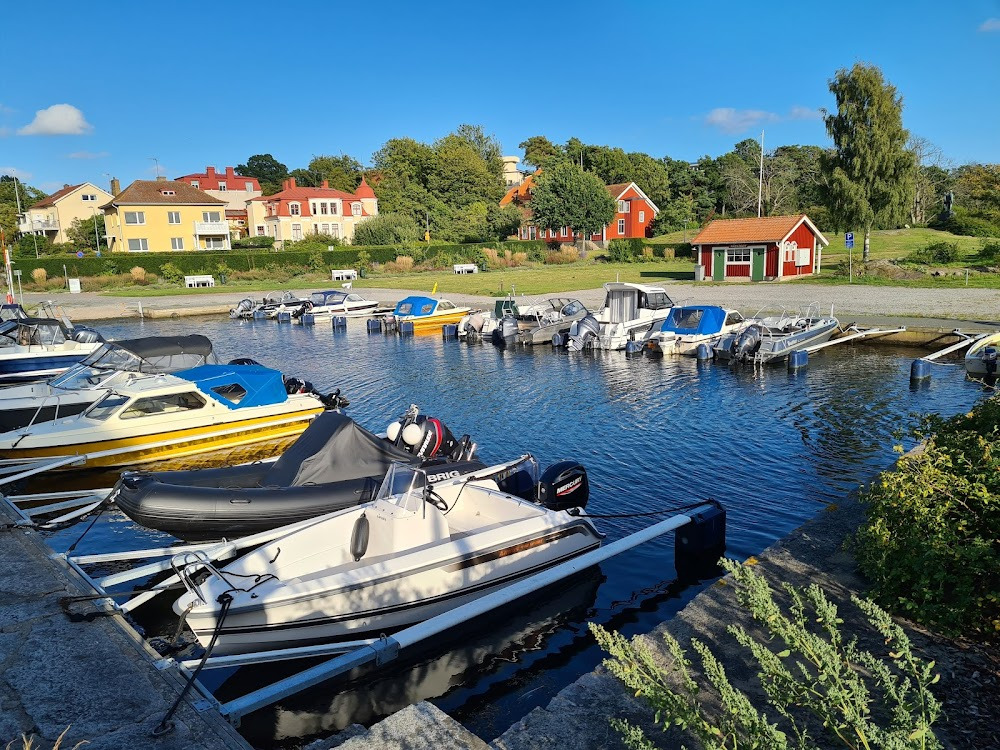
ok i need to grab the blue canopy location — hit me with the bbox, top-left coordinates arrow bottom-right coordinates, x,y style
176,364 -> 288,410
394,296 -> 438,317
659,306 -> 727,336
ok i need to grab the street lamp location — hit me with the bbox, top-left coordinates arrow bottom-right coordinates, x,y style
91,206 -> 102,254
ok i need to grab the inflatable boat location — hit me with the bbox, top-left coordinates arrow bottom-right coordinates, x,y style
113,408 -> 482,539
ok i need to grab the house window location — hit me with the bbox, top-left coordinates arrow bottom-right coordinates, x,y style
313,224 -> 319,234
561,226 -> 568,237
257,225 -> 265,236
81,194 -> 96,201
351,203 -> 361,216
321,223 -> 330,234
617,200 -> 630,213
292,223 -> 302,241
639,211 -> 645,223
218,182 -> 227,191
330,224 -> 340,238
160,190 -> 175,196
127,238 -> 149,252
245,182 -> 254,191
202,211 -> 221,223
191,181 -> 200,188
726,247 -> 751,263
205,237 -> 226,250
289,203 -> 301,216
310,203 -> 317,214
529,226 -> 536,240
124,211 -> 145,225
170,237 -> 184,250
167,211 -> 181,224
617,219 -> 626,235
320,203 -> 328,215
331,203 -> 339,215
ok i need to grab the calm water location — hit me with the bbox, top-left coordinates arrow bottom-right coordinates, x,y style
41,314 -> 981,747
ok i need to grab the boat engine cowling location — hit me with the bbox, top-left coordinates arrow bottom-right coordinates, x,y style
537,461 -> 589,511
983,346 -> 998,375
568,314 -> 600,351
731,325 -> 762,362
400,415 -> 459,459
72,326 -> 103,344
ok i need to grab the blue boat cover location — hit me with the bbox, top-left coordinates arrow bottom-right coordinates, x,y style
394,296 -> 438,317
659,306 -> 726,336
175,364 -> 288,410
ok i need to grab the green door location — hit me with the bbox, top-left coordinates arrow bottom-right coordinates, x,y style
751,247 -> 765,281
713,248 -> 726,280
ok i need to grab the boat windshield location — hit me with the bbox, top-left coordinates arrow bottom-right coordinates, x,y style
49,365 -> 117,390
84,392 -> 130,421
375,463 -> 427,512
311,292 -> 345,305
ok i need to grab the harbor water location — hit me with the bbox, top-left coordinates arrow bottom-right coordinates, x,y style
40,315 -> 981,747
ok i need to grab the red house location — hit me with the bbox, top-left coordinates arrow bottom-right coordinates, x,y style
501,173 -> 658,243
691,215 -> 828,282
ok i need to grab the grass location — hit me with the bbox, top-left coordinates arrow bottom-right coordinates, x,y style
819,227 -> 994,265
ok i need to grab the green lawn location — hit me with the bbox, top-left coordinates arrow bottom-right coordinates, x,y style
818,227 -> 994,265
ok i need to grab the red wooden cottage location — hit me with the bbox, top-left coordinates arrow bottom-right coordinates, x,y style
691,215 -> 828,282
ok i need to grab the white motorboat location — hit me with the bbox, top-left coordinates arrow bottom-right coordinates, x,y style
171,456 -> 601,656
295,290 -> 379,321
560,282 -> 674,351
965,331 -> 1000,379
0,334 -> 220,432
230,291 -> 307,320
0,316 -> 104,382
714,303 -> 840,364
642,305 -> 747,356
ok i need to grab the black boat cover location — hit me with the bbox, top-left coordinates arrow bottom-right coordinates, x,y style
115,334 -> 214,360
263,411 -> 420,487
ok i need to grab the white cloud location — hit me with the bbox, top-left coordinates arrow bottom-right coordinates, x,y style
0,166 -> 33,180
67,150 -> 110,159
788,105 -> 823,121
979,18 -> 1000,31
705,108 -> 780,134
18,104 -> 93,136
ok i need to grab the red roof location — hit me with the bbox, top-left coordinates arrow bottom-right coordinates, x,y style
500,173 -> 537,206
354,176 -> 376,199
692,215 -> 823,245
175,166 -> 260,192
30,184 -> 82,209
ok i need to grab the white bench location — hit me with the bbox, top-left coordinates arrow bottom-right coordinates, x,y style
331,269 -> 358,281
184,274 -> 215,288
453,263 -> 479,274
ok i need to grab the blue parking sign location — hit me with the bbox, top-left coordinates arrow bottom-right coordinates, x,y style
845,232 -> 854,249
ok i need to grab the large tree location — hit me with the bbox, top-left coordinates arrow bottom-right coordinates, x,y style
822,63 -> 914,261
0,176 -> 46,240
519,136 -> 562,170
236,154 -> 289,195
66,214 -> 106,251
529,162 -> 616,237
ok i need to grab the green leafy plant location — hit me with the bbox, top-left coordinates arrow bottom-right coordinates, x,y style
978,240 -> 1000,261
607,238 -> 638,263
906,241 -> 959,264
592,558 -> 941,750
158,262 -> 184,284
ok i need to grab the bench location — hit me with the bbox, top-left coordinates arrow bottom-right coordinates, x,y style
453,263 -> 478,274
331,269 -> 358,281
184,274 -> 215,288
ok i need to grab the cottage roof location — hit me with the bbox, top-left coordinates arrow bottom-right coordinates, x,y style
692,215 -> 828,246
30,184 -> 83,209
101,180 -> 225,209
500,173 -> 537,206
354,176 -> 376,199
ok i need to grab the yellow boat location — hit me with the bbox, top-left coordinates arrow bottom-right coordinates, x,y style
0,364 -> 330,469
391,296 -> 471,333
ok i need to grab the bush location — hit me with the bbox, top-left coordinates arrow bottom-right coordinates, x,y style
232,236 -> 275,249
907,241 -> 960,265
929,207 -> 1000,238
352,213 -> 421,246
30,268 -> 47,284
383,255 -> 415,273
544,247 -> 579,264
606,238 -> 645,263
157,263 -> 182,284
978,240 -> 1000,260
853,399 -> 1000,635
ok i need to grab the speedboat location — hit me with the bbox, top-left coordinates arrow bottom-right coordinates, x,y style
230,291 -> 309,320
0,303 -> 26,323
0,316 -> 104,382
295,290 -> 379,321
457,297 -> 519,340
0,363 -> 344,469
114,406 -> 482,539
559,283 -> 674,351
0,334 -> 220,432
171,456 -> 601,655
714,303 -> 840,364
642,306 -> 746,356
965,331 -> 1000,379
389,296 -> 471,333
490,298 -> 590,347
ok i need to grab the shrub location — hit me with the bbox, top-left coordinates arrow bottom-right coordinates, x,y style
978,240 -> 1000,260
30,268 -> 47,284
593,558 -> 941,750
308,250 -> 327,273
544,247 -> 579,265
156,263 -> 182,284
640,246 -> 654,262
525,243 -> 546,263
606,238 -> 645,263
929,207 -> 1000,238
352,213 -> 421,246
356,249 -> 371,271
232,236 -> 275,249
853,399 -> 1000,635
672,242 -> 693,259
907,241 -> 960,265
383,255 -> 415,273
129,266 -> 148,283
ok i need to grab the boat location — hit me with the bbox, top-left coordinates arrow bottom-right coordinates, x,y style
294,290 -> 379,321
0,303 -> 26,323
229,291 -> 308,320
388,296 -> 472,333
964,331 -> 1000,379
113,407 -> 483,540
713,303 -> 840,364
171,455 -> 601,655
490,298 -> 590,347
0,334 -> 220,433
642,305 -> 747,356
558,283 -> 674,351
457,297 -> 519,340
0,363 -> 345,469
0,316 -> 105,383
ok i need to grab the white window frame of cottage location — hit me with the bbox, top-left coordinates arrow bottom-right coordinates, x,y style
191,180 -> 200,188
617,200 -> 630,213
617,219 -> 626,234
257,225 -> 265,236
310,203 -> 318,214
639,210 -> 645,223
560,226 -> 568,238
331,202 -> 339,215
245,182 -> 254,191
127,238 -> 149,252
202,211 -> 221,223
351,203 -> 362,216
529,226 -> 537,240
219,182 -> 227,191
330,224 -> 340,239
289,203 -> 301,216
124,211 -> 145,225
170,237 -> 184,250
82,194 -> 96,202
292,223 -> 303,241
167,211 -> 181,225
726,247 -> 751,263
205,237 -> 226,250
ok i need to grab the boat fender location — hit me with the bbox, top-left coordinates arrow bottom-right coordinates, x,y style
351,513 -> 370,561
551,332 -> 566,347
537,461 -> 589,512
624,340 -> 643,356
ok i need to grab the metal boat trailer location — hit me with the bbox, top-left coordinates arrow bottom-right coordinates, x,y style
910,329 -> 993,381
0,455 -> 111,528
1,479 -> 724,728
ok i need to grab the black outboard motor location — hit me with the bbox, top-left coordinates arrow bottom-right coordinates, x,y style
284,376 -> 349,409
537,461 -> 589,511
399,415 -> 460,459
731,325 -> 762,363
984,346 -> 998,376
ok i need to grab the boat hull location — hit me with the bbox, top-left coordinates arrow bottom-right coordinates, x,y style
965,333 -> 1000,377
0,352 -> 94,382
400,310 -> 470,333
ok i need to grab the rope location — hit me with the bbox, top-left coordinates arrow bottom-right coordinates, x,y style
66,499 -> 109,553
152,592 -> 233,737
570,501 -> 714,519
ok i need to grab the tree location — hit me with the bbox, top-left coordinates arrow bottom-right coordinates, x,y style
951,163 -> 1000,221
0,176 -> 46,239
352,213 -> 421,246
718,140 -> 816,217
907,136 -> 951,225
236,154 -> 289,195
66,214 -> 106,251
822,63 -> 914,261
529,162 -> 616,237
519,136 -> 562,170
307,154 -> 363,193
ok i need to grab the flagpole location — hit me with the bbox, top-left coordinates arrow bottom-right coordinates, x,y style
757,130 -> 764,218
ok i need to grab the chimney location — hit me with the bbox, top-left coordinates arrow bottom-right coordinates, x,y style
282,179 -> 288,191
289,177 -> 297,189
63,183 -> 70,189
206,166 -> 216,177
110,177 -> 120,195
322,180 -> 329,189
225,166 -> 235,178
156,175 -> 167,182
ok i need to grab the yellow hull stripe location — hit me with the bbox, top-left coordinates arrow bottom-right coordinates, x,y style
403,311 -> 470,332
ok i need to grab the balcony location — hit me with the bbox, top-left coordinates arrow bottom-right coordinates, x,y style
194,221 -> 228,235
19,218 -> 59,232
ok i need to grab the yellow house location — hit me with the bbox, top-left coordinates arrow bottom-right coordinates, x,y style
18,182 -> 114,245
102,178 -> 230,253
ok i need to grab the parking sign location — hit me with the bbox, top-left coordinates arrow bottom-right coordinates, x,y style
845,232 -> 854,249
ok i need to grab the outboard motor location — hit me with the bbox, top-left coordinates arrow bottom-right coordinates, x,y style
568,314 -> 600,352
399,415 -> 459,459
983,346 -> 998,376
731,325 -> 762,363
284,377 -> 349,409
463,313 -> 485,335
537,461 -> 589,511
71,326 -> 103,344
230,298 -> 254,318
490,314 -> 520,347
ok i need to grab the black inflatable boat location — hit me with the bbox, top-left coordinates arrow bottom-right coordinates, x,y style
113,409 -> 483,540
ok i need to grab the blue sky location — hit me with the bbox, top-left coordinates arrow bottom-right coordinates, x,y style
2,0 -> 998,194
